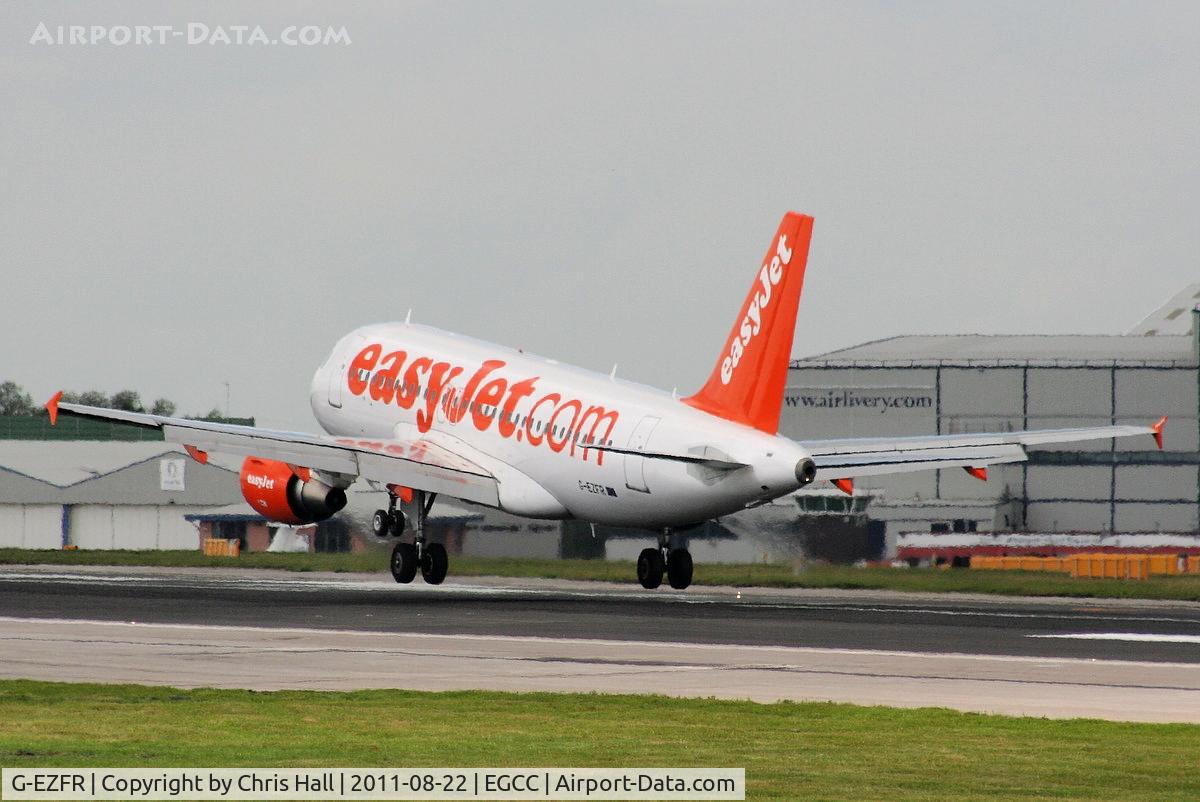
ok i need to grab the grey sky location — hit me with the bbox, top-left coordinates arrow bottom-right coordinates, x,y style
3,1 -> 1197,430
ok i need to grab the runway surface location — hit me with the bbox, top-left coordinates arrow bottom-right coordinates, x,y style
1,565 -> 1199,722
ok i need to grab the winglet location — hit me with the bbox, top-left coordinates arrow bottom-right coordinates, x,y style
833,478 -> 854,496
184,445 -> 209,465
44,391 -> 63,425
1152,416 -> 1167,450
963,466 -> 988,482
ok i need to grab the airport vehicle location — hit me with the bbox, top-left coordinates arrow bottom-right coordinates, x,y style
46,213 -> 1166,590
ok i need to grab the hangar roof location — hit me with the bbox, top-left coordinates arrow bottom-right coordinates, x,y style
794,334 -> 1195,368
1127,284 -> 1200,336
0,441 -> 239,487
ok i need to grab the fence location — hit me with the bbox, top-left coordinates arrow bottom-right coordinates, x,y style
202,538 -> 241,557
971,553 -> 1200,580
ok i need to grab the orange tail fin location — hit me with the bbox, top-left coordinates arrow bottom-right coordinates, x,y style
683,212 -> 814,433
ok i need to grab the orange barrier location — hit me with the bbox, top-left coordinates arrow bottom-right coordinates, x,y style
970,553 -> 1200,580
202,538 -> 241,557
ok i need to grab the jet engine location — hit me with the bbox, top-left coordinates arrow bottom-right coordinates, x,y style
239,457 -> 347,525
795,458 -> 817,487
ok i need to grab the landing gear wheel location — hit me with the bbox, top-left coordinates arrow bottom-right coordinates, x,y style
389,510 -> 406,537
667,548 -> 693,590
390,542 -> 418,584
371,509 -> 391,538
421,543 -> 448,585
637,548 -> 664,589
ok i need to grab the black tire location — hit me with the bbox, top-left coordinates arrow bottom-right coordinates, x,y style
421,542 -> 448,585
637,547 -> 664,589
667,548 -> 693,590
390,509 -> 406,537
390,542 -> 418,584
371,509 -> 390,538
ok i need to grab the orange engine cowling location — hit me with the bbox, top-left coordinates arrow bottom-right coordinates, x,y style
239,457 -> 347,525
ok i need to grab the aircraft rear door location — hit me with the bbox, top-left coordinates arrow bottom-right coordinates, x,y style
623,415 -> 661,493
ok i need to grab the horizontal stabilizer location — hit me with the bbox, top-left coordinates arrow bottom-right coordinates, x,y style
813,443 -> 1027,479
799,421 -> 1163,481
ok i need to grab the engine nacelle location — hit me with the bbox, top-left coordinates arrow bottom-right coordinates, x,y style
795,458 -> 817,487
240,457 -> 347,525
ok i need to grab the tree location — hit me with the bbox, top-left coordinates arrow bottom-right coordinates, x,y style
61,390 -> 109,406
150,398 -> 176,416
77,390 -> 109,406
108,390 -> 144,413
0,381 -> 35,416
203,407 -> 224,420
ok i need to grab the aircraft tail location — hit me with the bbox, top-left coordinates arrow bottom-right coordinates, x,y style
683,212 -> 814,434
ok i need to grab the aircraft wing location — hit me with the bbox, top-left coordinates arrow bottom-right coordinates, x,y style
799,419 -> 1165,480
46,395 -> 500,506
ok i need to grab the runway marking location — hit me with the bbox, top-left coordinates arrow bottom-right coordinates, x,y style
1029,633 -> 1200,644
1,615 -> 1197,670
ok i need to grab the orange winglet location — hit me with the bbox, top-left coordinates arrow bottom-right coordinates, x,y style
184,445 -> 209,465
1152,416 -> 1167,450
44,391 -> 63,425
387,484 -> 415,504
832,478 -> 854,496
963,466 -> 988,482
287,464 -> 312,482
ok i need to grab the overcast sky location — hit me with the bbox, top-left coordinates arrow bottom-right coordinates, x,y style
3,1 -> 1197,429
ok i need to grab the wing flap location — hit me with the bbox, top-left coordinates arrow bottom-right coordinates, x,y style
162,424 -> 360,475
355,451 -> 499,505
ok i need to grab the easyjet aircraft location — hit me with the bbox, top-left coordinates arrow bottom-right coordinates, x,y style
47,213 -> 1166,590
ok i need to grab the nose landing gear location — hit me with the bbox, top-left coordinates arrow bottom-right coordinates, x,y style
637,529 -> 693,590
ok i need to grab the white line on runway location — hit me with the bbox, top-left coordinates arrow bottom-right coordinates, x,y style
2,615 -> 1197,669
1028,633 -> 1200,644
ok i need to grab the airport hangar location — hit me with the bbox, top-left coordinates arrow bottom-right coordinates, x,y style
0,441 -> 242,550
783,287 -> 1200,559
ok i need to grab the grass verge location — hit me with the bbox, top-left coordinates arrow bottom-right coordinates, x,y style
2,548 -> 1200,601
0,680 -> 1197,801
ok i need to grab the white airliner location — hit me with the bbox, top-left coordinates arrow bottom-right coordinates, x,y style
47,213 -> 1166,589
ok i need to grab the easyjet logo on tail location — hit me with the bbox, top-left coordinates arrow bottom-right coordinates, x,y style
683,212 -> 814,434
720,233 -> 794,385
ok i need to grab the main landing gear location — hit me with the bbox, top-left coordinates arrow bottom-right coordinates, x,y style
637,529 -> 693,590
372,487 -> 447,585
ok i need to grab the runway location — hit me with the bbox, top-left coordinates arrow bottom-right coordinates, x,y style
1,565 -> 1199,723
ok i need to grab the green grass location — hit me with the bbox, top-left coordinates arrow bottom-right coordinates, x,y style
4,548 -> 1200,601
0,681 -> 1196,801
